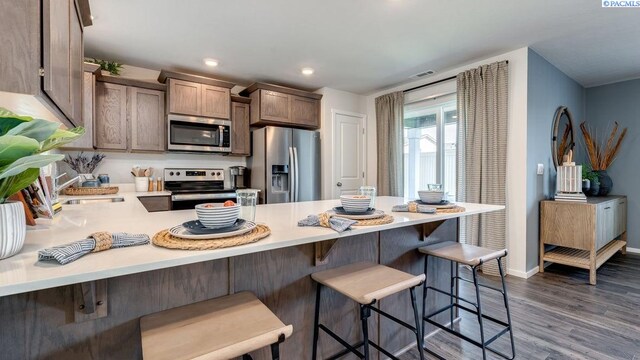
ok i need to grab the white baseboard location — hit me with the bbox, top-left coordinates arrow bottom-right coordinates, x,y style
507,266 -> 539,279
626,247 -> 640,254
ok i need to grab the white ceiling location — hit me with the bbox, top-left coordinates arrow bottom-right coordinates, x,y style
85,0 -> 640,94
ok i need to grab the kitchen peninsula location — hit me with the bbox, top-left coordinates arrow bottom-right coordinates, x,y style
0,194 -> 502,359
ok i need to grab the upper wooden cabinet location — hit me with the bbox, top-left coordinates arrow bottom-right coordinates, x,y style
128,87 -> 165,152
240,83 -> 322,129
95,82 -> 128,150
230,96 -> 251,156
60,63 -> 100,150
168,79 -> 201,115
0,0 -> 90,127
95,76 -> 166,152
159,70 -> 234,119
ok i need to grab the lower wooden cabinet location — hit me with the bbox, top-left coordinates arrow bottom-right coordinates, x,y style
137,196 -> 171,212
95,81 -> 166,152
540,195 -> 627,284
231,101 -> 250,156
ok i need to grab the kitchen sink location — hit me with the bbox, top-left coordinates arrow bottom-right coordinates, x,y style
64,197 -> 125,205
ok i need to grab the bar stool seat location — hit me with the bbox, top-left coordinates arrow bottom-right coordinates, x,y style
419,241 -> 507,266
311,262 -> 425,304
140,291 -> 293,360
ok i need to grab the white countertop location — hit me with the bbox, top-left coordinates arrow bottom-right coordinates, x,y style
0,193 -> 503,297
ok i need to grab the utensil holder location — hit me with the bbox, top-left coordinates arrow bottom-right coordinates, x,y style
135,177 -> 149,192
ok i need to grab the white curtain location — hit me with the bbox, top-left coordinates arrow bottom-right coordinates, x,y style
375,91 -> 404,196
456,61 -> 509,275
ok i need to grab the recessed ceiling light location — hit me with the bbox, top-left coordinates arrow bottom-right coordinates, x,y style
301,67 -> 314,76
90,15 -> 95,20
203,58 -> 219,67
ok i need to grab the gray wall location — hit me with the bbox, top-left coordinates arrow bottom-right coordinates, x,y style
586,79 -> 640,249
526,49 -> 586,271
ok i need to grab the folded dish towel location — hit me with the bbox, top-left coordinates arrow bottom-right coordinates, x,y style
298,213 -> 357,233
392,203 -> 437,214
38,232 -> 150,265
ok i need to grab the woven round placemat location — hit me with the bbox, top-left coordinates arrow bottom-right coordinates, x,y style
436,206 -> 466,214
152,224 -> 271,250
64,186 -> 119,196
354,214 -> 394,226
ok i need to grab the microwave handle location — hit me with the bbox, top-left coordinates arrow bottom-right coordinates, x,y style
219,126 -> 224,147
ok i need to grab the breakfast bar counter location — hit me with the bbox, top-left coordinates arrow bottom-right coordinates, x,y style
0,193 -> 503,359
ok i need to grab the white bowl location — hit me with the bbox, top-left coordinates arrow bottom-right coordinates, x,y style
195,203 -> 240,229
418,190 -> 444,204
340,195 -> 371,213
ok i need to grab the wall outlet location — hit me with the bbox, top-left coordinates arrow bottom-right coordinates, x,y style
537,163 -> 544,175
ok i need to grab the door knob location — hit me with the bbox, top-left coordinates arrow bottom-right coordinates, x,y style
336,182 -> 342,187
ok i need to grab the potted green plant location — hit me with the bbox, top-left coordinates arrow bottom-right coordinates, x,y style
581,164 -> 600,196
0,108 -> 83,259
85,57 -> 123,76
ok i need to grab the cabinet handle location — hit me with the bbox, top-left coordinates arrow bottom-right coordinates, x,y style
619,202 -> 625,205
604,206 -> 611,209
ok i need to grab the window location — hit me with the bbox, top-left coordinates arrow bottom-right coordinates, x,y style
403,94 -> 457,200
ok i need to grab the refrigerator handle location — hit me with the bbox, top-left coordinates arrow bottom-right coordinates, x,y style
288,146 -> 295,202
293,147 -> 300,202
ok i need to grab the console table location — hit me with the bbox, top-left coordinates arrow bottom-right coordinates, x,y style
540,195 -> 627,285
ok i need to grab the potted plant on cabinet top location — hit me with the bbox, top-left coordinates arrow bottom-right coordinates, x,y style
580,121 -> 627,196
0,108 -> 83,259
581,163 -> 600,196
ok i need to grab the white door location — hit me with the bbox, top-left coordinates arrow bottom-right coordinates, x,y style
333,110 -> 366,197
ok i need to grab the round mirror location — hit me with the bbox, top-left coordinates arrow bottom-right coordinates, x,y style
551,106 -> 576,169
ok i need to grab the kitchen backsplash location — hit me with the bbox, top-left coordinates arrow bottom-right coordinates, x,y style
57,151 -> 246,189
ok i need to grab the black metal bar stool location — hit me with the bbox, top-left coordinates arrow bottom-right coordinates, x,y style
419,241 -> 515,360
140,291 -> 292,360
311,262 -> 426,360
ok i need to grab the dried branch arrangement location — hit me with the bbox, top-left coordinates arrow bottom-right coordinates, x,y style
579,122 -> 627,171
557,123 -> 572,164
62,152 -> 106,174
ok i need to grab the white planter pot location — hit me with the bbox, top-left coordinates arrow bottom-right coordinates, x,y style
0,201 -> 26,260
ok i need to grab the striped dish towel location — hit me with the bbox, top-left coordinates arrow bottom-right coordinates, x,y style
391,203 -> 437,214
38,232 -> 150,265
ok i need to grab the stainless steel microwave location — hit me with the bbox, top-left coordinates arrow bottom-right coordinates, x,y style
167,114 -> 231,153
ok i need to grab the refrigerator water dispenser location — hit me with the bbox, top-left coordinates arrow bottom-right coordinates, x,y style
271,165 -> 289,192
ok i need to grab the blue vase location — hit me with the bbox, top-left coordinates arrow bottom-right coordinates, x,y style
596,170 -> 612,196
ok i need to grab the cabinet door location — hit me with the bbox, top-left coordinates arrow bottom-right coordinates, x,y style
42,0 -> 73,119
95,82 -> 127,150
69,0 -> 83,126
63,71 -> 95,149
231,102 -> 250,156
596,202 -> 615,250
168,79 -> 201,116
290,95 -> 319,128
201,85 -> 230,119
260,90 -> 290,123
128,87 -> 165,152
614,198 -> 627,238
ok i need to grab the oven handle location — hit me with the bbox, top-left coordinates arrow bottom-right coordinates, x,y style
171,193 -> 237,201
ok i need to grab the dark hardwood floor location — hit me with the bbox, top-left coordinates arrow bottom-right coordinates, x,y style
400,253 -> 640,360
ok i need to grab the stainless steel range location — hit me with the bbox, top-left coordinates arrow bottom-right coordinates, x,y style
164,168 -> 237,210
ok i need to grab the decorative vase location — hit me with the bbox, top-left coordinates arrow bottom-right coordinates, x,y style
596,170 -> 612,196
0,202 -> 26,260
588,181 -> 600,196
582,179 -> 590,194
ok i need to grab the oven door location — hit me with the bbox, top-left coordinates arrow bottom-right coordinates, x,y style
167,114 -> 231,153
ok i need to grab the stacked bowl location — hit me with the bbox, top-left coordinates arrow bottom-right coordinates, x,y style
340,195 -> 372,213
418,190 -> 445,204
195,203 -> 240,229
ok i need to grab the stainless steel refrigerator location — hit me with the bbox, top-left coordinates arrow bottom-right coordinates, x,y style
248,126 -> 321,204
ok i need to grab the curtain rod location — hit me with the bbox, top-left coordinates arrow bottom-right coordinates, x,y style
403,60 -> 509,93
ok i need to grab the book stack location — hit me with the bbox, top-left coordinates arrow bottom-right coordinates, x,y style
554,192 -> 587,202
